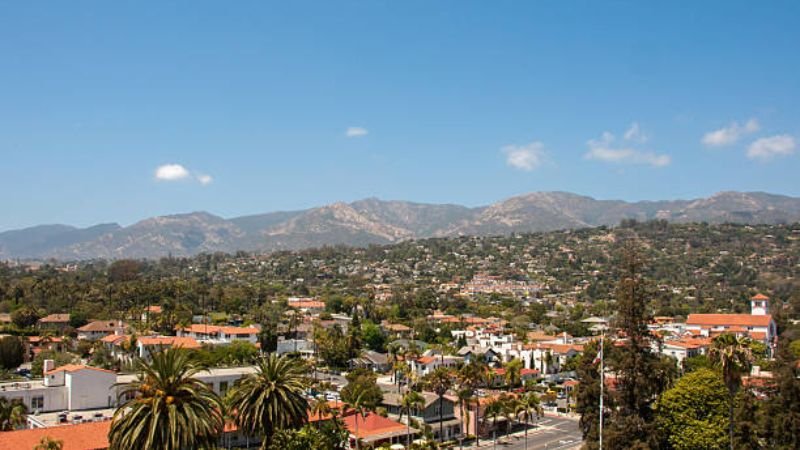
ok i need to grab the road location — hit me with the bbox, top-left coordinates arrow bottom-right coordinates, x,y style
463,416 -> 582,450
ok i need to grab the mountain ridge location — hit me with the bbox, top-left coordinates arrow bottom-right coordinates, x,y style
2,191 -> 799,260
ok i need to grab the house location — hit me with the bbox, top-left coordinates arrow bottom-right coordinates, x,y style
309,405 -> 417,448
381,321 -> 413,339
140,305 -> 162,323
524,343 -> 583,375
382,391 -> 461,441
349,350 -> 390,372
77,320 -> 128,341
276,337 -> 315,358
454,393 -> 521,438
176,324 -> 259,345
26,336 -> 66,361
0,363 -> 258,417
0,363 -> 119,415
287,297 -> 326,314
657,337 -> 711,366
37,314 -> 71,332
408,354 -> 462,377
686,294 -> 777,349
457,346 -> 500,366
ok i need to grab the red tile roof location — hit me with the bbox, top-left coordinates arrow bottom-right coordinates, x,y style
0,420 -> 110,450
288,300 -> 326,309
138,336 -> 201,349
178,324 -> 258,336
45,364 -> 115,376
341,411 -> 407,439
416,356 -> 436,365
39,314 -> 71,323
100,334 -> 128,345
751,293 -> 770,301
686,314 -> 773,327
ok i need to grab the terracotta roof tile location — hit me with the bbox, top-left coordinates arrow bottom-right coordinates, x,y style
138,336 -> 201,349
0,420 -> 110,450
45,364 -> 115,376
686,314 -> 773,327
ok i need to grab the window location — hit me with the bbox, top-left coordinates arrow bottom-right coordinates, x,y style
31,396 -> 44,410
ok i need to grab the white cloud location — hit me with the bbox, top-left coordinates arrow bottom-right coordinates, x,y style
503,141 -> 547,171
196,174 -> 213,185
702,118 -> 760,147
584,129 -> 671,167
154,164 -> 213,186
345,126 -> 368,137
154,164 -> 190,181
623,122 -> 648,143
747,134 -> 796,161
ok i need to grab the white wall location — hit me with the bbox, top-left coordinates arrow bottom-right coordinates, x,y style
66,370 -> 115,410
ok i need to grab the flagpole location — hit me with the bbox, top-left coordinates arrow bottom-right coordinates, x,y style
599,331 -> 604,450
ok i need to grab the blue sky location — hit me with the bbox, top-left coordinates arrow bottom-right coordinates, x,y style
1,1 -> 799,230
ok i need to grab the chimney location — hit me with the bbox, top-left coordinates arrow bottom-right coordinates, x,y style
43,359 -> 55,374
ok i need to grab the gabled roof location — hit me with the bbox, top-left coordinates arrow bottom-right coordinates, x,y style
39,313 -> 71,323
0,420 -> 110,450
100,334 -> 129,345
686,314 -> 773,327
78,320 -> 127,332
751,293 -> 770,301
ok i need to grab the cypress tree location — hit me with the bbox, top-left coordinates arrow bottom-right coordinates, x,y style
604,241 -> 674,449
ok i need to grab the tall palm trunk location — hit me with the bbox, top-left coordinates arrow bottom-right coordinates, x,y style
354,415 -> 360,450
474,403 -> 480,447
524,413 -> 528,450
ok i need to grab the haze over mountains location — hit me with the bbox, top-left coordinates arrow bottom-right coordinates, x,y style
3,191 -> 800,261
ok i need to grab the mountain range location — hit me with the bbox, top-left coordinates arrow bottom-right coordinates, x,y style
3,191 -> 800,261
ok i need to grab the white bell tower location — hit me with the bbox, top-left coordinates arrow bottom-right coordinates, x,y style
750,293 -> 769,316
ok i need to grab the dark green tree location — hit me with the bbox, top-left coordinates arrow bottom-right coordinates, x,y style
604,242 -> 674,449
0,336 -> 25,370
11,307 -> 39,329
654,368 -> 728,450
762,338 -> 800,449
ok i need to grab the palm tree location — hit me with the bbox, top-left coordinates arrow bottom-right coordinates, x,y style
109,349 -> 224,450
517,392 -> 542,450
458,359 -> 488,446
228,353 -> 309,449
501,395 -> 519,442
504,358 -> 523,391
425,366 -> 454,442
33,436 -> 63,450
709,333 -> 754,450
483,398 -> 504,450
456,387 -> 474,442
399,389 -> 425,446
341,380 -> 378,450
310,397 -> 332,429
0,397 -> 27,430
